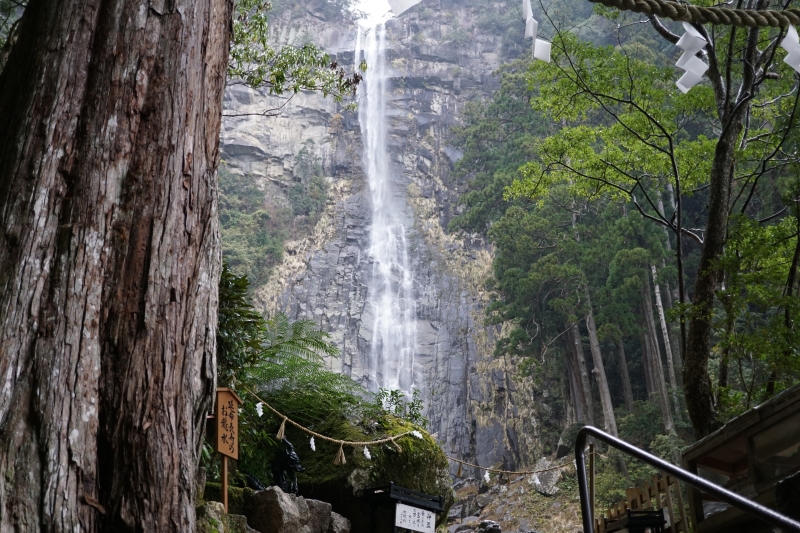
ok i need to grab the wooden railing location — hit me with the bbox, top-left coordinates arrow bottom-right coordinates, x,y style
594,473 -> 689,533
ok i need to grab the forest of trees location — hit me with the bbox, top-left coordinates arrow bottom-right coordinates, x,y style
450,4 -> 800,458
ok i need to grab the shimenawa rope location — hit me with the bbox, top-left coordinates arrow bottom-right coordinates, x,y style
241,386 -> 594,476
588,0 -> 800,27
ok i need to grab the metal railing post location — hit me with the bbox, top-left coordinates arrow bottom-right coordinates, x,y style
575,425 -> 800,533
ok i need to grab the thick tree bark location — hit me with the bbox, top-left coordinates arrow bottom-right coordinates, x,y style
0,0 -> 231,529
583,288 -> 618,436
616,339 -> 635,412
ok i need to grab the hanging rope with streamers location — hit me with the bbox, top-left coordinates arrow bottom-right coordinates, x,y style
241,385 -> 604,477
242,386 -> 413,463
587,0 -> 800,27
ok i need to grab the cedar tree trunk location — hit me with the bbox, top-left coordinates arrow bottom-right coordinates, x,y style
583,288 -> 618,436
0,0 -> 231,529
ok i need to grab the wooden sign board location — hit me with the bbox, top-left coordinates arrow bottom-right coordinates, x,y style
395,502 -> 435,533
215,388 -> 242,460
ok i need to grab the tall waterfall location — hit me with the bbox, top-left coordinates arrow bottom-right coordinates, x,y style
355,24 -> 418,394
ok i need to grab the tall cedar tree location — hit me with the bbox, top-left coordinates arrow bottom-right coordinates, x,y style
0,0 -> 232,529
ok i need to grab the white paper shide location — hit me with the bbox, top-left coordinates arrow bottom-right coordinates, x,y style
675,22 -> 709,93
523,0 -> 551,62
395,503 -> 435,533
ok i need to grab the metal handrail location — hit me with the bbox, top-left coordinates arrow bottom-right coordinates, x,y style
575,425 -> 800,533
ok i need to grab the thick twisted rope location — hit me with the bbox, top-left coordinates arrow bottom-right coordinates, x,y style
242,386 -> 412,450
588,0 -> 800,27
241,386 -> 601,476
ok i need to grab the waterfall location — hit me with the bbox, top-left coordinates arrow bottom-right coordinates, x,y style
355,24 -> 418,394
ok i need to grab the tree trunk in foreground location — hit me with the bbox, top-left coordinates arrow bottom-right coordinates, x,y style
0,0 -> 231,529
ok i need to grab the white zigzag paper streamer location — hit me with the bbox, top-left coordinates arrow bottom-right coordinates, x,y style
523,0 -> 551,63
781,26 -> 800,74
675,22 -> 709,93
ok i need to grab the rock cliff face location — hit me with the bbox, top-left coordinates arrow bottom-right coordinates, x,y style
220,0 -> 553,472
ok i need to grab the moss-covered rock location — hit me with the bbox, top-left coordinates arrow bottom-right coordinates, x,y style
285,417 -> 453,533
204,483 -> 256,516
196,501 -> 255,533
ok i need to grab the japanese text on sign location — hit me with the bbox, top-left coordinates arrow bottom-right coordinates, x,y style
215,388 -> 242,460
394,502 -> 435,533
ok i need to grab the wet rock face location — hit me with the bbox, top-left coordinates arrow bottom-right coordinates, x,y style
222,1 -> 551,471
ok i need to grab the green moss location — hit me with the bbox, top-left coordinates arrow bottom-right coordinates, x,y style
287,415 -> 453,531
204,483 -> 255,516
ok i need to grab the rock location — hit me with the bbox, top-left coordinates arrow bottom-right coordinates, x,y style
455,516 -> 480,531
248,486 -> 305,533
306,499 -> 333,533
294,495 -> 311,524
196,501 -> 227,533
328,511 -> 351,533
196,502 -> 259,533
529,458 -> 561,496
475,494 -> 492,508
448,504 -> 464,520
233,2 -> 550,489
226,514 -> 258,533
477,520 -> 501,533
556,424 -> 584,459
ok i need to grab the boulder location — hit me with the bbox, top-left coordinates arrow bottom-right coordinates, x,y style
248,486 -> 306,533
328,511 -> 351,533
556,424 -> 584,459
196,501 -> 227,533
196,501 -> 259,533
529,458 -> 560,496
306,499 -> 333,533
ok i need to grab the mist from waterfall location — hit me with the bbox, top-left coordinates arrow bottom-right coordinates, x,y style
355,24 -> 417,394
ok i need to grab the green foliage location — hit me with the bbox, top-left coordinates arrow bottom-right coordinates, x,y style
219,165 -> 286,285
713,214 -> 800,417
288,142 -> 329,223
594,403 -> 687,506
229,0 -> 363,115
450,8 -> 800,439
375,388 -> 429,428
217,264 -> 270,387
449,60 -> 550,233
211,271 -> 438,489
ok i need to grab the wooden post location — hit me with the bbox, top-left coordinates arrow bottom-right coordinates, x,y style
214,388 -> 242,515
222,455 -> 228,514
589,443 -> 595,523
